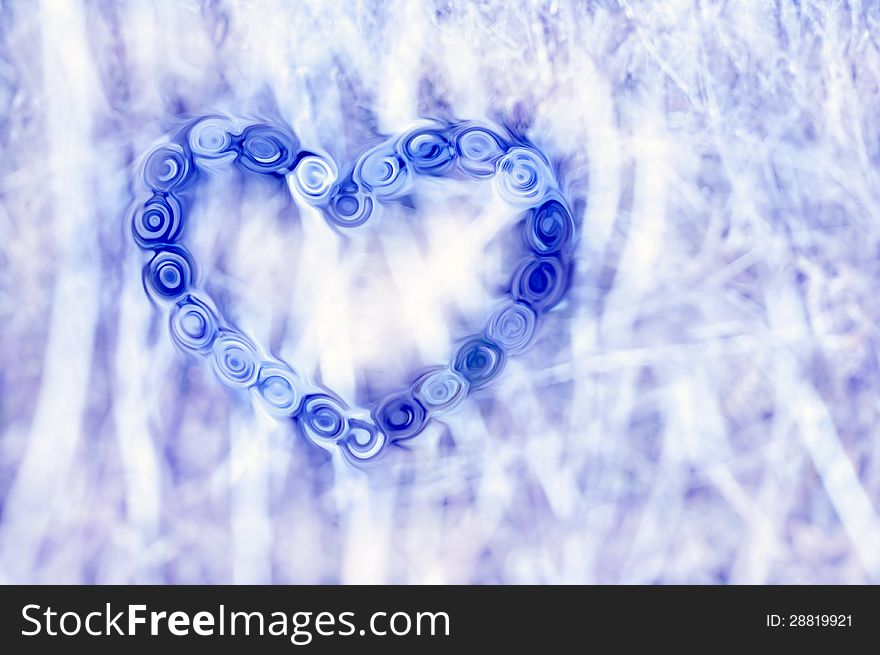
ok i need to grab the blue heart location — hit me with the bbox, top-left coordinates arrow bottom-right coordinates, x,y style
129,116 -> 577,466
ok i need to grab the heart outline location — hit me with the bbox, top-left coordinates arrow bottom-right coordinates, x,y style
128,116 -> 578,466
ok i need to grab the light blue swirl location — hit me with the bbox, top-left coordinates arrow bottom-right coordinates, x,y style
187,116 -> 236,160
255,363 -> 304,417
453,124 -> 508,178
298,393 -> 349,445
170,295 -> 219,353
412,367 -> 469,413
339,418 -> 388,464
486,300 -> 537,353
211,331 -> 260,388
494,147 -> 551,206
289,153 -> 337,203
143,144 -> 193,192
354,145 -> 412,199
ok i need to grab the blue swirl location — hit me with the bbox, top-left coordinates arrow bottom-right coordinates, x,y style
289,153 -> 337,203
525,199 -> 575,255
398,127 -> 454,176
373,392 -> 428,441
486,300 -> 537,353
412,367 -> 469,413
187,116 -> 236,160
130,115 -> 579,466
325,175 -> 374,228
255,363 -> 303,417
453,124 -> 508,178
131,193 -> 182,248
298,393 -> 349,445
494,147 -> 550,206
170,295 -> 219,353
143,144 -> 193,192
512,256 -> 568,312
143,246 -> 194,300
238,123 -> 298,175
339,418 -> 388,464
211,331 -> 260,388
354,145 -> 411,198
453,337 -> 506,389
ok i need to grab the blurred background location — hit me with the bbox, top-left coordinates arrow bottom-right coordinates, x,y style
1,0 -> 879,584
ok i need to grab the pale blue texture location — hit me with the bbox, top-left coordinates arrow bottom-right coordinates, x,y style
0,0 -> 879,584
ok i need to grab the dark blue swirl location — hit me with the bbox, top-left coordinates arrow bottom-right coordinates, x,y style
452,123 -> 508,178
237,123 -> 298,175
143,246 -> 194,301
486,300 -> 537,353
211,331 -> 260,388
255,363 -> 303,417
298,393 -> 349,445
131,193 -> 182,248
187,116 -> 237,160
412,367 -> 469,413
373,392 -> 428,441
324,175 -> 374,228
354,144 -> 411,198
511,256 -> 568,312
398,127 -> 455,176
339,418 -> 388,464
524,199 -> 575,255
143,144 -> 193,192
452,337 -> 506,390
170,295 -> 219,352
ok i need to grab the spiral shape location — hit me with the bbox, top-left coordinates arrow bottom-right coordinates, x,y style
170,295 -> 219,353
143,144 -> 193,192
187,116 -> 236,160
255,363 -> 304,417
298,393 -> 349,445
131,193 -> 182,248
373,392 -> 428,441
453,124 -> 508,178
525,199 -> 575,255
412,367 -> 469,413
355,145 -> 411,198
238,123 -> 298,175
512,256 -> 568,312
494,147 -> 551,206
289,153 -> 337,203
486,300 -> 538,353
398,127 -> 454,176
453,337 -> 506,390
339,418 -> 388,464
143,246 -> 194,301
325,176 -> 374,228
211,331 -> 260,388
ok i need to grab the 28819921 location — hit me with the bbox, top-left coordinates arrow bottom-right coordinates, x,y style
766,614 -> 852,627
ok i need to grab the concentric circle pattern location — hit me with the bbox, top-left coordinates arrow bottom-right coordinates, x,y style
130,117 -> 577,466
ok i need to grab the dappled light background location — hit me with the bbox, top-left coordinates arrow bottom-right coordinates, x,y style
1,0 -> 879,583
